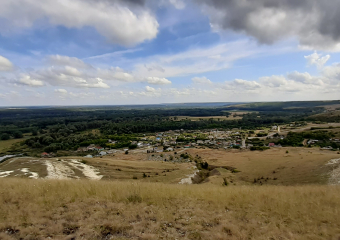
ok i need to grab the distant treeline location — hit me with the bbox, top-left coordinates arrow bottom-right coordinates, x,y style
0,101 -> 338,153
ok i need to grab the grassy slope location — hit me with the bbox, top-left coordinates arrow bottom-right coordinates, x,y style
0,179 -> 339,240
0,138 -> 25,153
185,147 -> 339,186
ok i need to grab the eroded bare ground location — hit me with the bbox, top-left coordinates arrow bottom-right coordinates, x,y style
326,158 -> 340,185
0,158 -> 103,180
1,148 -> 340,185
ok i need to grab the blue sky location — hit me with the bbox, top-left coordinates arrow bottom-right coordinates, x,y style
0,0 -> 339,106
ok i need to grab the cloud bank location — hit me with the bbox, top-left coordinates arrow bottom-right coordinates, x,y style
0,0 -> 158,46
199,0 -> 340,51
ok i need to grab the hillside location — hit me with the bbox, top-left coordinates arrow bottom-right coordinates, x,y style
0,179 -> 339,240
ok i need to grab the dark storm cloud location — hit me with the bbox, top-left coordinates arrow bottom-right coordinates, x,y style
198,0 -> 340,50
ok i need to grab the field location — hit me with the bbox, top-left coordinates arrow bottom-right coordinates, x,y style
0,138 -> 25,152
169,114 -> 249,121
0,152 -> 196,184
1,147 -> 339,186
0,179 -> 340,240
184,147 -> 340,186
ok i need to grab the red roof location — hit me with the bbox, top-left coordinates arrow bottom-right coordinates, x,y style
41,152 -> 49,155
268,143 -> 275,146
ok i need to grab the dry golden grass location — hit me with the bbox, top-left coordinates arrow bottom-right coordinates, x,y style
0,138 -> 25,152
185,147 -> 340,186
0,179 -> 339,240
0,153 -> 195,183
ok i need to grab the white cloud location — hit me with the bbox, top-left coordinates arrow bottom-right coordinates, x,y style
49,55 -> 91,69
54,89 -> 68,94
304,52 -> 330,69
145,86 -> 156,92
99,67 -> 135,82
0,0 -> 158,46
260,75 -> 288,87
192,76 -> 212,84
134,41 -> 259,79
231,79 -> 261,90
146,77 -> 171,85
287,71 -> 324,85
18,75 -> 44,87
169,0 -> 186,9
198,0 -> 340,51
0,55 -> 13,71
29,67 -> 110,89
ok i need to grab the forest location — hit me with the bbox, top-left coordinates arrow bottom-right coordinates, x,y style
0,101 -> 339,155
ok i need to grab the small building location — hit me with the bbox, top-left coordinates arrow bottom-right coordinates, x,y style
95,146 -> 104,151
41,152 -> 49,158
99,151 -> 107,156
84,155 -> 93,158
268,143 -> 275,147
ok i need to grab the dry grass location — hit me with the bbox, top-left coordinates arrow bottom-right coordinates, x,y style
0,153 -> 195,183
0,139 -> 25,152
185,147 -> 340,186
0,179 -> 339,239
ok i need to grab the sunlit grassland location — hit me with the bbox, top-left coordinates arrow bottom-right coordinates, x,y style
0,179 -> 339,239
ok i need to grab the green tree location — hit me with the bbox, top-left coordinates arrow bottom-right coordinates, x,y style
13,131 -> 23,139
0,133 -> 10,140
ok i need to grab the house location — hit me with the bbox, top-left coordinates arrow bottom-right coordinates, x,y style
77,147 -> 87,152
95,146 -> 104,151
99,151 -> 107,156
41,152 -> 49,158
197,140 -> 204,144
87,144 -> 96,151
166,147 -> 174,151
268,143 -> 275,147
85,155 -> 93,158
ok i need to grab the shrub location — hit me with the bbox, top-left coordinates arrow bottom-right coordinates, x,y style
0,133 -> 10,140
13,131 -> 23,139
222,178 -> 228,186
250,146 -> 269,151
126,194 -> 142,203
129,144 -> 137,149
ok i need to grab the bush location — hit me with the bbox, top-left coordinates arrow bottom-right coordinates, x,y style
0,133 -> 10,140
13,131 -> 23,139
129,144 -> 137,149
250,146 -> 269,151
222,178 -> 228,186
126,194 -> 142,203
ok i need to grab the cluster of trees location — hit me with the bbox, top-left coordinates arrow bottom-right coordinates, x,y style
1,104 -> 338,154
278,131 -> 336,147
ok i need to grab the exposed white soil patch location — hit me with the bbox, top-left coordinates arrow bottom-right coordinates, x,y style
20,168 -> 39,179
179,166 -> 198,184
0,170 -> 14,178
68,159 -> 103,180
326,158 -> 340,185
45,160 -> 76,180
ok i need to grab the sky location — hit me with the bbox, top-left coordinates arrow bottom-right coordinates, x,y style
0,0 -> 340,106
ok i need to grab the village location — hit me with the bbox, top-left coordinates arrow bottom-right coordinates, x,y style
39,126 -> 286,158
38,122 -> 340,158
